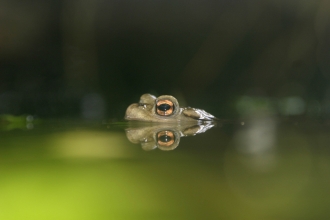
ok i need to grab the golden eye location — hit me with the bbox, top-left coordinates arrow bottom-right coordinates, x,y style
157,131 -> 175,147
156,99 -> 174,116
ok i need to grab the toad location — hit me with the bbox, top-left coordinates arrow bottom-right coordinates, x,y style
125,94 -> 217,123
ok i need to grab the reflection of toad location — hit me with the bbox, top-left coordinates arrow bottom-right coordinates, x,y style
125,123 -> 215,151
125,94 -> 218,123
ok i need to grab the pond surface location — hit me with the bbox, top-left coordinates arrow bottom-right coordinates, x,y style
0,117 -> 329,219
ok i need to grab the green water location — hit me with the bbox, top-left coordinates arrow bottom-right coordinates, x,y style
0,118 -> 329,219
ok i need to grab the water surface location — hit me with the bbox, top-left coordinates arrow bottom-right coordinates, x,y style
0,117 -> 329,219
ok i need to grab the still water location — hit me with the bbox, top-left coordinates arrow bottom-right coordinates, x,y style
0,116 -> 329,219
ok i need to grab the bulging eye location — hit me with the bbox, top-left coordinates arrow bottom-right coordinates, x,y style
156,99 -> 174,116
156,130 -> 175,147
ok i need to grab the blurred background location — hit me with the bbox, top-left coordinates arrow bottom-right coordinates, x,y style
2,1 -> 330,219
2,0 -> 330,120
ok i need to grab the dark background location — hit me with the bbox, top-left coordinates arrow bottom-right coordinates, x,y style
1,0 -> 330,120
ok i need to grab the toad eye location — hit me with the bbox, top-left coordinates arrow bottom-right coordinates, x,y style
156,99 -> 175,116
156,130 -> 175,147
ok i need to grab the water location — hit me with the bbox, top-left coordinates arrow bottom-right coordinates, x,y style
0,117 -> 329,219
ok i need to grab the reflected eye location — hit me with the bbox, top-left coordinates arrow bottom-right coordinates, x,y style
157,131 -> 175,147
156,99 -> 175,116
